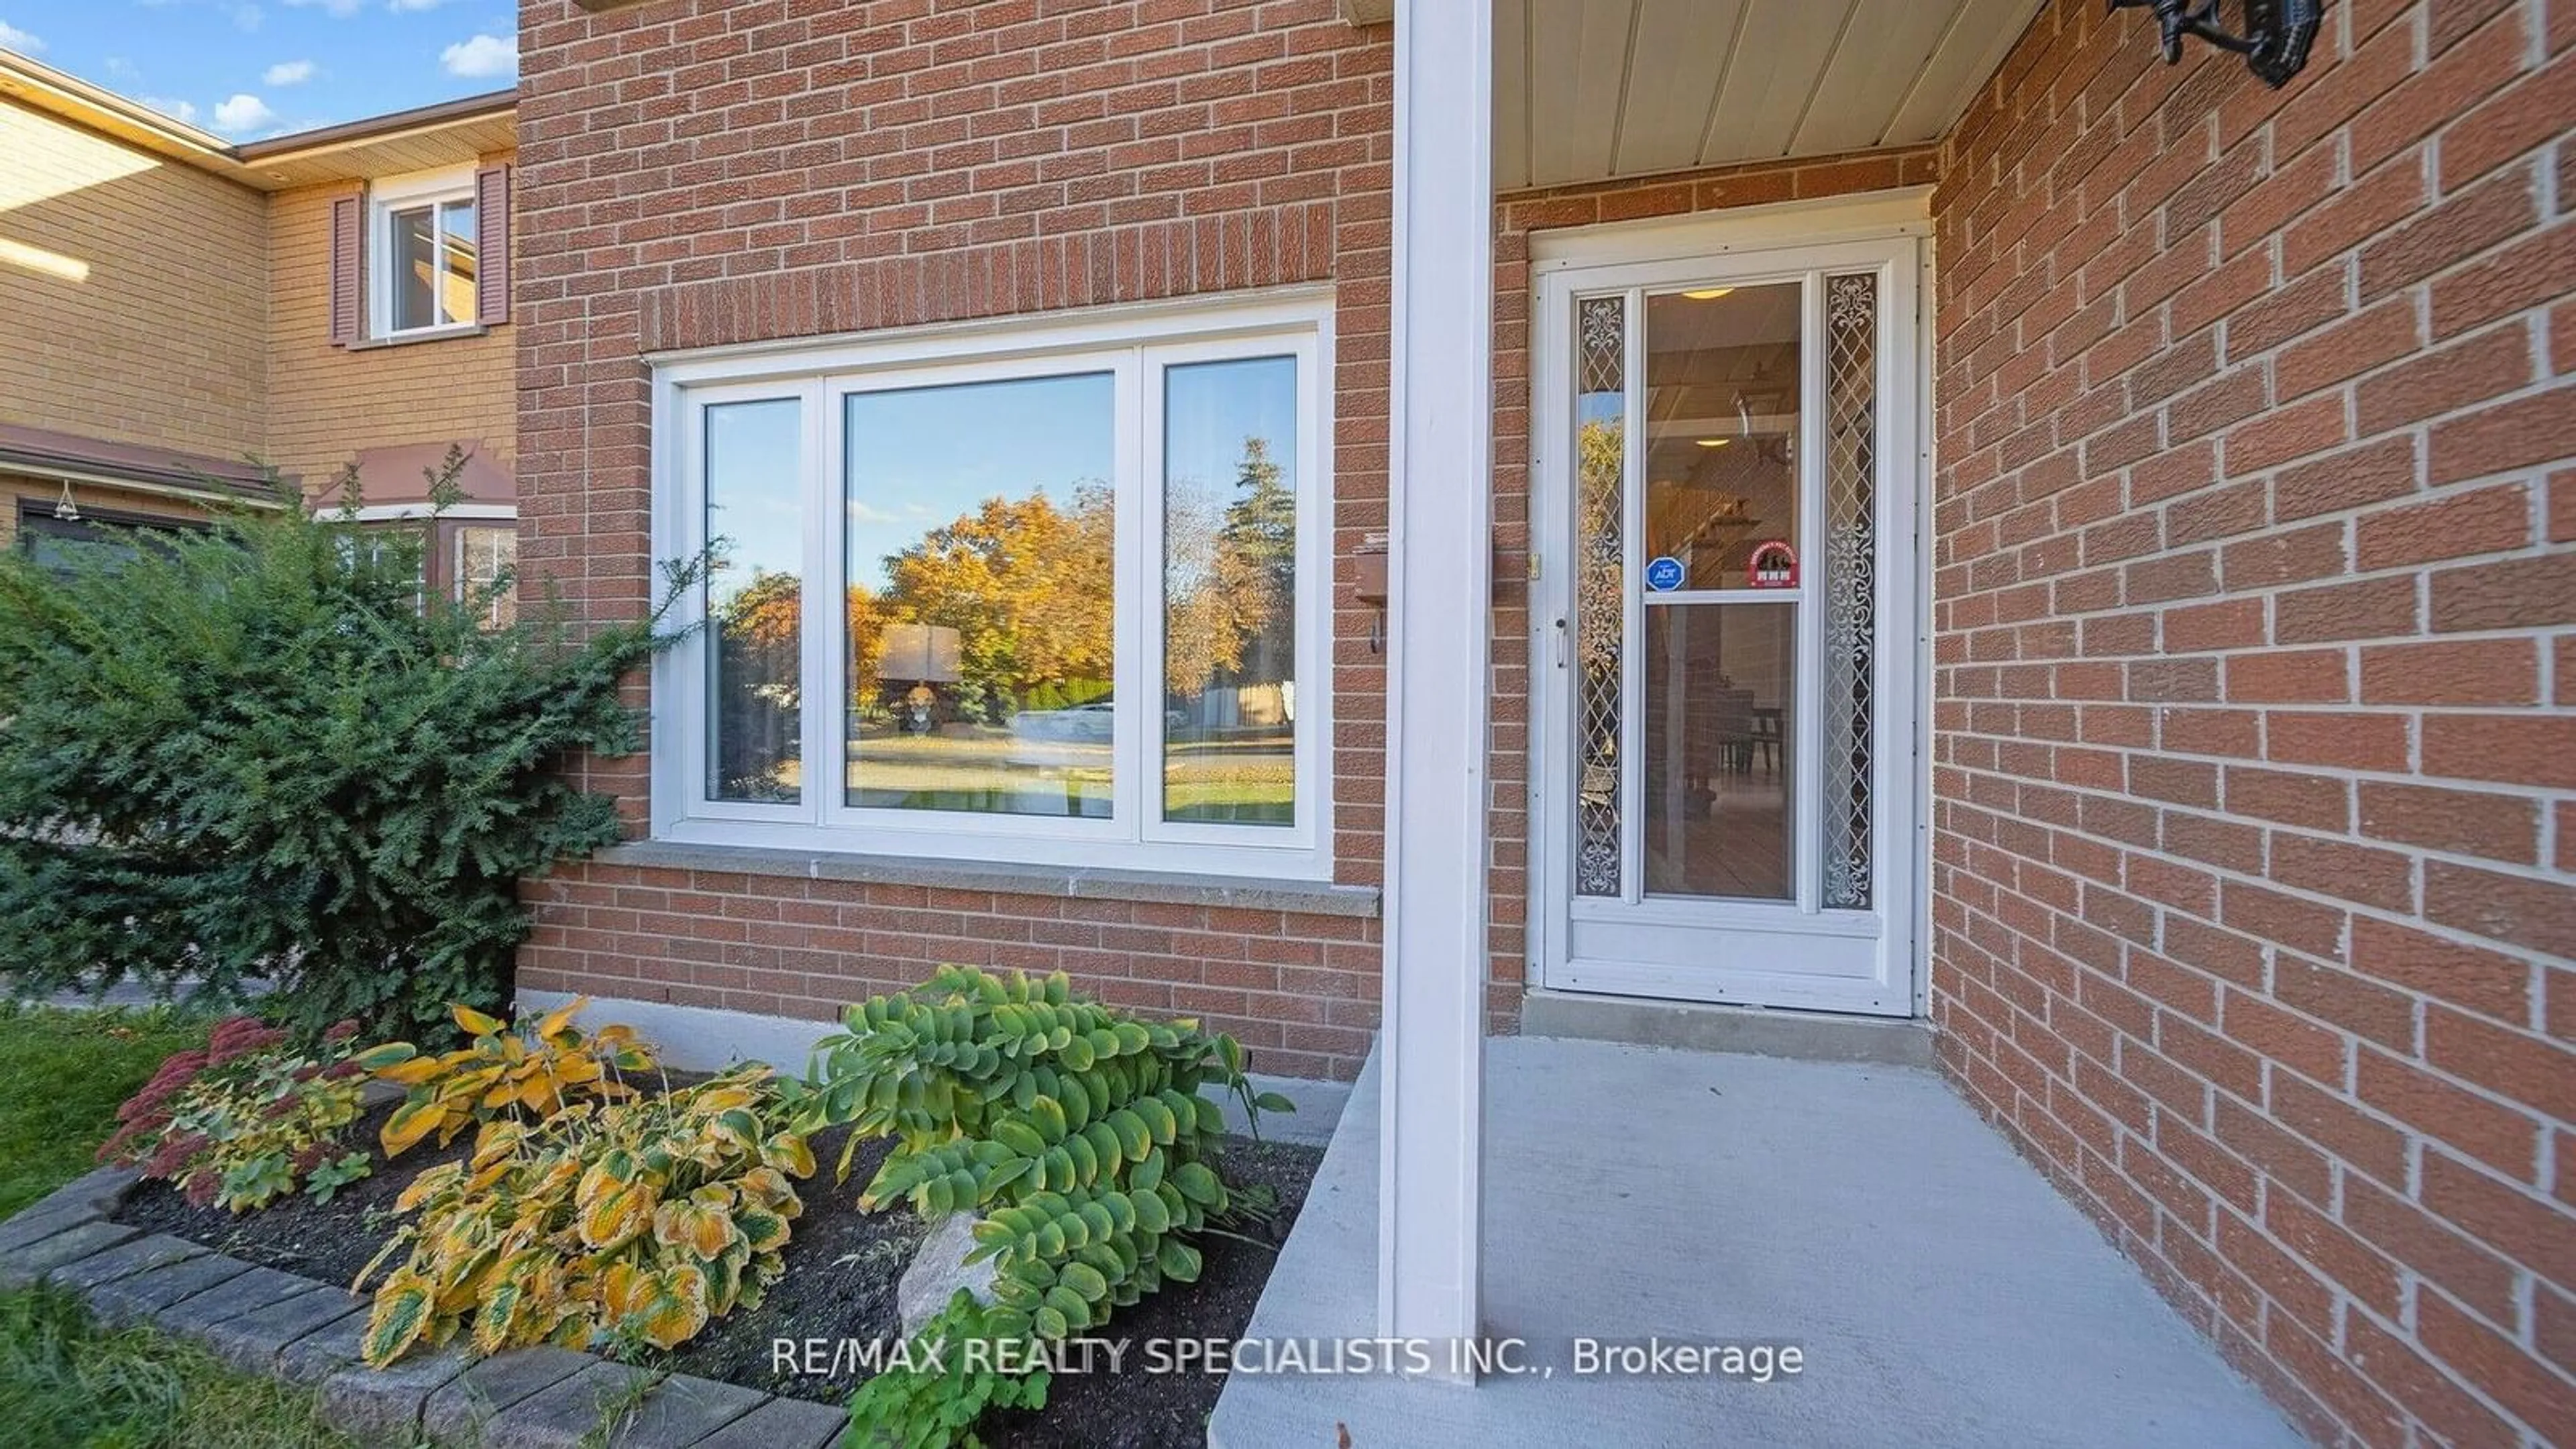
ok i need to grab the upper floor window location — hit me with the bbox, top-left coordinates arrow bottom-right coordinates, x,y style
329,163 -> 510,346
651,294 -> 1334,880
373,169 -> 476,337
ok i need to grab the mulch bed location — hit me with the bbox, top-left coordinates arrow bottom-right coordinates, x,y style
114,1088 -> 1325,1447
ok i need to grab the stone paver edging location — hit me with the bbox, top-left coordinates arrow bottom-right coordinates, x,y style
0,1166 -> 847,1449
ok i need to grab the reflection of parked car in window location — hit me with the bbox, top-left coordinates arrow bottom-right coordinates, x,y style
1006,700 -> 1115,770
1010,700 -> 1115,744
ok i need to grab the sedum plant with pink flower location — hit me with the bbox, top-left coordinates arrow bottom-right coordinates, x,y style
99,1015 -> 375,1212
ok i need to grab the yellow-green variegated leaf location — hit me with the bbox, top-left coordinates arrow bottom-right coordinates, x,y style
533,998 -> 586,1042
737,1167 -> 800,1214
596,1260 -> 643,1312
380,1099 -> 447,1159
361,1275 -> 435,1367
577,1181 -> 653,1250
735,1205 -> 791,1254
651,1199 -> 736,1258
451,1004 -> 506,1038
471,1275 -> 527,1355
394,1162 -> 463,1213
470,1120 -> 527,1169
760,1133 -> 816,1178
574,1161 -> 621,1210
700,1250 -> 744,1315
634,1263 -> 710,1349
351,1040 -> 419,1073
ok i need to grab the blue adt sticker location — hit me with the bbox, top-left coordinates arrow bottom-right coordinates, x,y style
1644,555 -> 1686,592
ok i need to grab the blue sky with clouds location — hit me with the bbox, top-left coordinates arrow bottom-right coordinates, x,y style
0,0 -> 517,141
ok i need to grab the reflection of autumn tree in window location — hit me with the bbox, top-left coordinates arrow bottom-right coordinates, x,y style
873,484 -> 1115,722
1166,436 -> 1293,698
712,566 -> 802,801
845,581 -> 885,706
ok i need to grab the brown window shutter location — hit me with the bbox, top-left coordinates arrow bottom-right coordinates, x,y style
328,193 -> 364,345
475,163 -> 511,328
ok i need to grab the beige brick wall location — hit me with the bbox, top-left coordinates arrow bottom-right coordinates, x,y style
0,99 -> 266,460
263,156 -> 518,493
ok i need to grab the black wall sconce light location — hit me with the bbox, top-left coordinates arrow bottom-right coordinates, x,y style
2110,0 -> 2322,88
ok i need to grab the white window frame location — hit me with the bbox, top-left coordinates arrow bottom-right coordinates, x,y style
369,164 -> 478,340
453,521 -> 517,629
649,288 -> 1336,880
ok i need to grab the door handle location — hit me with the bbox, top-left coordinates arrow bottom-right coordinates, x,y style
1552,616 -> 1568,667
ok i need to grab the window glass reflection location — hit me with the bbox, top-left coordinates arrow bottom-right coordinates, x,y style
706,398 -> 804,804
1163,356 -> 1298,826
845,374 -> 1117,818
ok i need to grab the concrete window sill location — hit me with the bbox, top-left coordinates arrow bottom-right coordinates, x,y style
596,841 -> 1382,918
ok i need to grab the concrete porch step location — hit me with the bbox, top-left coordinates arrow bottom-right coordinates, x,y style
1520,990 -> 1938,1067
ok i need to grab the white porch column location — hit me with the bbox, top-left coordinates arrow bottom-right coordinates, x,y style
1378,0 -> 1491,1373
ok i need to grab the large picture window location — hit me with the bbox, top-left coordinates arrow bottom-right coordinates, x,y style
656,297 -> 1331,878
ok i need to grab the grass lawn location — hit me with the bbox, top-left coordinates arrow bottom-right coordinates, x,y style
0,1003 -> 363,1448
0,1003 -> 205,1219
0,1284 -> 358,1449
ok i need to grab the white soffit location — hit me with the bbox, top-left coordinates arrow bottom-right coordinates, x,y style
1495,0 -> 2046,190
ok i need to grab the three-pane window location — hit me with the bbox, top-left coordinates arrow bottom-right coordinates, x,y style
661,301 -> 1330,878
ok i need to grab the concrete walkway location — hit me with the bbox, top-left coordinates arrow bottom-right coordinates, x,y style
1212,1034 -> 2303,1449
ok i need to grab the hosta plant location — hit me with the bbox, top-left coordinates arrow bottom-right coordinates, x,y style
98,1016 -> 374,1213
790,965 -> 1291,1346
354,1065 -> 814,1367
355,998 -> 657,1158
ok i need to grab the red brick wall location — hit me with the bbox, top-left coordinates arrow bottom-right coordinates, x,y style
1485,147 -> 1943,1035
1929,1 -> 2574,1442
521,864 -> 1382,1079
511,0 -> 1391,1081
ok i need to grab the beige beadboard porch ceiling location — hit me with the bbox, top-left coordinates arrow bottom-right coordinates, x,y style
1493,0 -> 2046,189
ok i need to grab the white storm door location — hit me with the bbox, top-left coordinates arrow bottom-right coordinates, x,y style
1534,235 -> 1922,1016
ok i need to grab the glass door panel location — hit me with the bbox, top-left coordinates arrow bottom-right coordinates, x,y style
1642,601 -> 1794,900
1642,284 -> 1801,591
